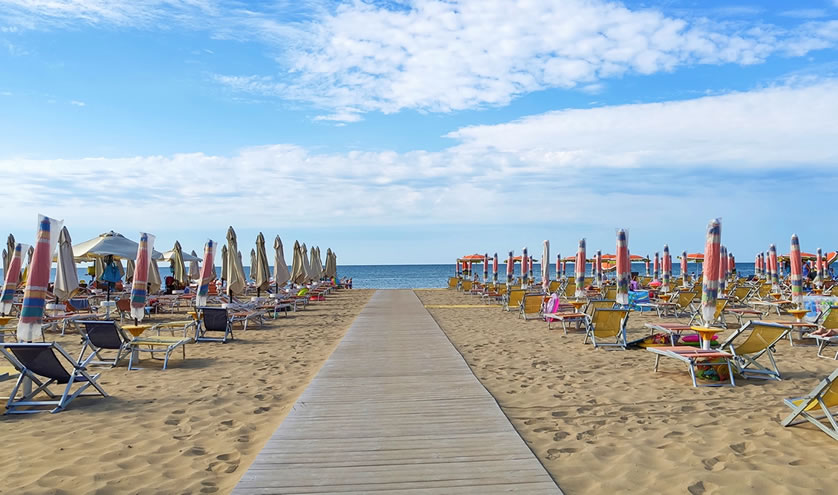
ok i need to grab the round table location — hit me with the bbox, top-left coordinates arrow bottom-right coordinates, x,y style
122,324 -> 150,338
770,293 -> 782,301
690,326 -> 718,350
0,316 -> 15,326
787,309 -> 809,323
812,288 -> 824,295
570,300 -> 586,312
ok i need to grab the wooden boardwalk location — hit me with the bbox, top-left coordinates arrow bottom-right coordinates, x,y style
233,290 -> 562,494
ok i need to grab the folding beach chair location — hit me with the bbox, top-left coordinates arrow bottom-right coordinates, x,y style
447,277 -> 459,289
461,280 -> 473,293
647,346 -> 735,387
781,369 -> 838,441
719,321 -> 791,380
584,308 -> 629,349
196,307 -> 234,343
78,320 -> 132,367
520,293 -> 546,320
504,289 -> 526,312
0,342 -> 108,413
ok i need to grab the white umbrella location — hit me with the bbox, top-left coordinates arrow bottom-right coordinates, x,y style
291,240 -> 305,285
3,233 -> 14,275
221,245 -> 228,283
541,240 -> 550,293
324,248 -> 336,278
310,246 -> 321,280
73,231 -> 163,261
188,250 -> 200,280
301,242 -> 313,282
254,233 -> 270,294
158,249 -> 200,262
225,226 -> 246,296
53,226 -> 79,301
273,236 -> 291,288
250,249 -> 257,281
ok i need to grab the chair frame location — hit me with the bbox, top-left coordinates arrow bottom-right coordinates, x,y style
781,368 -> 838,441
648,346 -> 736,388
584,308 -> 629,349
718,320 -> 791,380
77,320 -> 132,367
196,307 -> 235,343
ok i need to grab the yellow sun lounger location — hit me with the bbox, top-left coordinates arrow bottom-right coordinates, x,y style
782,368 -> 838,441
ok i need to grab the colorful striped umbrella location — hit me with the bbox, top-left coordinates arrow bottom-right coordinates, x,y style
615,230 -> 629,305
718,246 -> 727,294
541,241 -> 550,293
729,253 -> 735,276
483,253 -> 489,284
594,250 -> 602,288
492,253 -> 498,284
754,254 -> 761,279
506,251 -> 514,284
700,218 -> 721,335
653,252 -> 659,281
816,248 -> 824,287
681,250 -> 688,286
555,253 -> 561,280
522,247 -> 528,287
529,256 -> 534,281
18,215 -> 62,342
769,244 -> 780,291
575,239 -> 586,298
662,245 -> 671,292
0,242 -> 27,315
196,240 -> 215,307
645,256 -> 650,277
130,232 -> 155,322
790,235 -> 803,305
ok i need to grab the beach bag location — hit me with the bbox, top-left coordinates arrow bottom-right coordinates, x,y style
695,358 -> 730,382
627,332 -> 678,349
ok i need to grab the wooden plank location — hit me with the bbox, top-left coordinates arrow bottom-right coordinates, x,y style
233,290 -> 561,495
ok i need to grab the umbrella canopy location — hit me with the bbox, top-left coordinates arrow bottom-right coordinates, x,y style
816,248 -> 824,287
21,245 -> 34,284
314,246 -> 324,280
0,242 -> 27,315
769,244 -> 780,291
18,215 -> 63,342
170,241 -> 187,285
681,251 -> 688,286
157,249 -> 201,262
729,253 -> 735,275
662,245 -> 671,292
148,258 -> 162,295
291,241 -> 305,285
53,226 -> 79,301
221,245 -> 228,282
615,230 -> 629,305
3,233 -> 14,275
130,233 -> 155,322
701,219 -> 721,329
645,257 -> 650,277
254,233 -> 271,292
555,253 -> 561,280
225,227 -> 246,295
273,236 -> 292,287
301,243 -> 313,282
250,249 -> 257,280
542,241 -> 550,292
196,240 -> 216,307
575,239 -> 586,298
791,235 -> 803,305
755,253 -> 763,279
188,250 -> 200,280
73,231 -> 163,261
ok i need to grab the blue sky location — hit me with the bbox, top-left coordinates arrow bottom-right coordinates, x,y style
1,0 -> 837,264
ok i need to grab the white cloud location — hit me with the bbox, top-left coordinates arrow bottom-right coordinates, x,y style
313,108 -> 362,123
780,9 -> 827,19
69,99 -> 85,106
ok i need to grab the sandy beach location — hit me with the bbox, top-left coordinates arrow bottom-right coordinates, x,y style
417,289 -> 838,494
0,289 -> 372,495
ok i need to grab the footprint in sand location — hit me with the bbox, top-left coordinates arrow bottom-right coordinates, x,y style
253,406 -> 271,414
687,481 -> 705,495
729,442 -> 747,455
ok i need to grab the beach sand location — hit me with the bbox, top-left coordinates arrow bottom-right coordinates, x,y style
0,289 -> 372,495
417,288 -> 838,494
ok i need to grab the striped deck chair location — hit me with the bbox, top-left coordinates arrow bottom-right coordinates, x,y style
584,308 -> 629,349
520,293 -> 547,320
781,368 -> 838,441
719,321 -> 791,380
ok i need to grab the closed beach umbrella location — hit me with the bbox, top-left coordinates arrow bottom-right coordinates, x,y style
126,259 -> 135,282
0,242 -> 27,315
645,256 -> 650,277
522,247 -> 528,287
195,240 -> 216,307
755,253 -> 762,279
291,241 -> 305,285
3,233 -> 14,275
681,251 -> 688,286
661,245 -> 670,292
729,253 -> 735,276
718,246 -> 727,294
816,248 -> 824,287
221,245 -> 228,283
615,230 -> 630,305
189,250 -> 200,281
529,256 -> 534,281
250,249 -> 257,280
506,251 -> 514,285
316,247 -> 325,279
301,243 -> 313,282
653,252 -> 660,281
130,233 -> 155,322
701,218 -> 721,336
254,233 -> 270,294
575,239 -> 586,298
493,253 -> 499,284
309,245 -> 320,280
171,241 -> 187,285
483,253 -> 489,284
594,250 -> 602,288
21,246 -> 34,284
148,258 -> 162,295
225,227 -> 246,296
324,248 -> 336,279
769,244 -> 780,291
18,215 -> 62,342
53,226 -> 79,301
791,235 -> 803,305
542,241 -> 550,292
273,236 -> 291,288
555,253 -> 561,280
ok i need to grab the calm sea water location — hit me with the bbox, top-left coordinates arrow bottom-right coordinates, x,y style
2,262 -> 760,289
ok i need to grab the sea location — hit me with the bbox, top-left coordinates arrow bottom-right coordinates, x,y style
3,262 -> 756,289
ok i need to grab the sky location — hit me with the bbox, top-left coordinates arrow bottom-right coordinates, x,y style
1,0 -> 837,265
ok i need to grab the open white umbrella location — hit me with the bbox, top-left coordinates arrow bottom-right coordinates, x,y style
273,236 -> 291,288
73,231 -> 163,261
253,233 -> 270,295
225,227 -> 246,296
53,226 -> 79,301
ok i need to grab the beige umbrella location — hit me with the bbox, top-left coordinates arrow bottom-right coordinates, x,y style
116,259 -> 125,279
189,250 -> 200,280
291,240 -> 305,285
273,236 -> 291,289
226,227 -> 246,296
221,244 -> 228,283
253,233 -> 270,294
148,258 -> 162,294
93,257 -> 104,281
21,245 -> 34,283
3,233 -> 14,275
301,242 -> 313,282
171,241 -> 187,285
126,259 -> 135,282
324,248 -> 335,278
53,226 -> 79,301
250,249 -> 256,280
315,247 -> 324,280
73,231 -> 163,261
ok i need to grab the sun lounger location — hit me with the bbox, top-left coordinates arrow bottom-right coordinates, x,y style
77,320 -> 133,367
808,334 -> 838,360
0,342 -> 108,413
196,307 -> 234,342
648,345 -> 735,387
781,368 -> 838,440
128,334 -> 192,370
520,293 -> 546,320
504,288 -> 526,312
719,321 -> 791,380
584,308 -> 629,349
